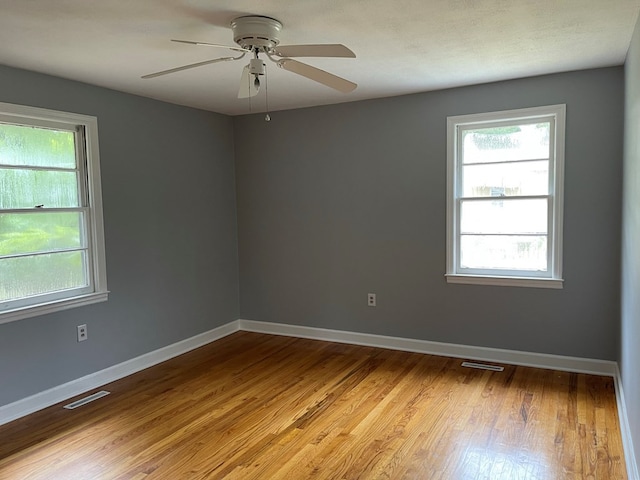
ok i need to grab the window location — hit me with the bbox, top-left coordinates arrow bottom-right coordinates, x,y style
0,102 -> 107,323
446,105 -> 565,288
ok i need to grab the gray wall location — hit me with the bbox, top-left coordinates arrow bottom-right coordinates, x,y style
622,13 -> 640,472
235,67 -> 623,361
0,66 -> 240,407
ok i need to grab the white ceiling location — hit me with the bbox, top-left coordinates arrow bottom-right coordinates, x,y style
0,0 -> 638,116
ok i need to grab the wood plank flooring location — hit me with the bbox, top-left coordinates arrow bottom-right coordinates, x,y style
0,331 -> 626,479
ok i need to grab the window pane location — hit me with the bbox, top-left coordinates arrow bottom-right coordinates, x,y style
0,123 -> 76,169
462,160 -> 549,197
0,251 -> 88,302
0,168 -> 79,208
460,235 -> 547,271
462,122 -> 550,164
0,212 -> 83,256
460,198 -> 548,235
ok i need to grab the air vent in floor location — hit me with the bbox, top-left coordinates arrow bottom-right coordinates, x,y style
63,390 -> 110,409
461,361 -> 504,372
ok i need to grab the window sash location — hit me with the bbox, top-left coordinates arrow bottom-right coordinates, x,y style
0,167 -> 92,308
456,196 -> 552,277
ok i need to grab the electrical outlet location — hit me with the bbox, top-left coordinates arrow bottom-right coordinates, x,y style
367,293 -> 377,307
77,324 -> 88,342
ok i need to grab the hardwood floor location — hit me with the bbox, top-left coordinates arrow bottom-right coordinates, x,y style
0,331 -> 626,479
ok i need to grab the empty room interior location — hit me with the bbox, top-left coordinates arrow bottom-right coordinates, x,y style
1,1 -> 640,478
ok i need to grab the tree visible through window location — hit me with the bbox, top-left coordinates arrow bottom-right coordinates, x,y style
0,103 -> 107,322
446,105 -> 565,288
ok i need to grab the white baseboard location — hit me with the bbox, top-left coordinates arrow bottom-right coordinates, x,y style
239,319 -> 618,376
0,321 -> 240,426
614,365 -> 640,480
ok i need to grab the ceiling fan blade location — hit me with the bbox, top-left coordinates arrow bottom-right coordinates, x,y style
273,44 -> 355,58
171,39 -> 249,53
277,59 -> 357,93
237,65 -> 260,98
141,56 -> 238,79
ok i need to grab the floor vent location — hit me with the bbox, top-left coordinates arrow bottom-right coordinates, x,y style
461,361 -> 504,372
63,390 -> 110,410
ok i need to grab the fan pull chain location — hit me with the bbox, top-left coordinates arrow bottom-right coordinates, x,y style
248,72 -> 253,115
265,63 -> 271,122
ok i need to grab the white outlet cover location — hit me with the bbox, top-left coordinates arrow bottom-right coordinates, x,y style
77,324 -> 88,342
368,293 -> 376,306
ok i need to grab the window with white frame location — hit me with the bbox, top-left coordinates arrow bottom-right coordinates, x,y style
446,105 -> 565,288
0,102 -> 108,323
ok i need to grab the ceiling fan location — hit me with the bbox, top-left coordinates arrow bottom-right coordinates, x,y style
142,15 -> 357,98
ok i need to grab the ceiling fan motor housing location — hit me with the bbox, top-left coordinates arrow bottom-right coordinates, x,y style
231,15 -> 282,51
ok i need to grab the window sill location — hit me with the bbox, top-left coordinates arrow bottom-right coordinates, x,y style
445,274 -> 563,289
0,291 -> 109,325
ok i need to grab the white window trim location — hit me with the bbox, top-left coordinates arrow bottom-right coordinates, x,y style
445,104 -> 565,289
0,102 -> 108,324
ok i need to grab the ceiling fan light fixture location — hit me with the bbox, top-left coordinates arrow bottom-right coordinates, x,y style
249,57 -> 266,76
